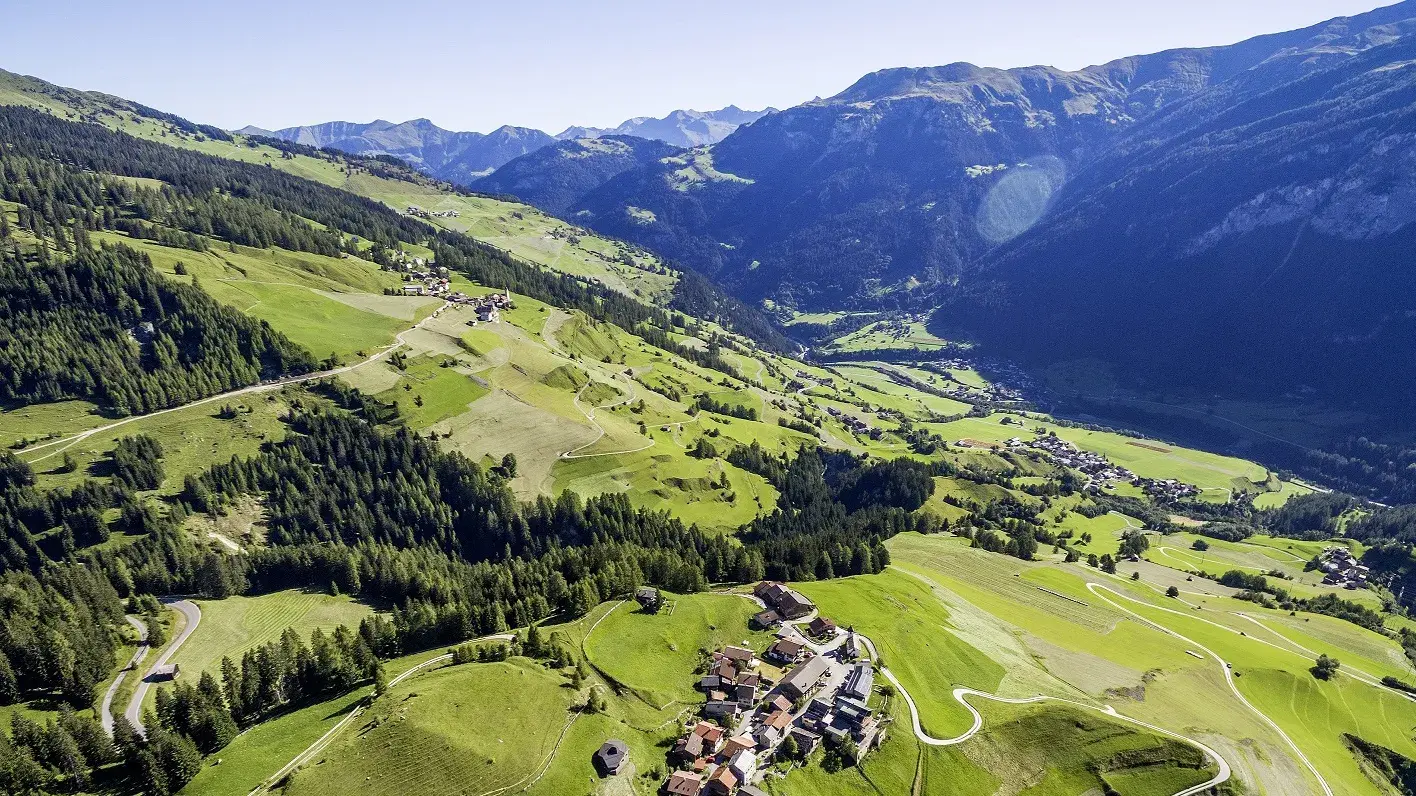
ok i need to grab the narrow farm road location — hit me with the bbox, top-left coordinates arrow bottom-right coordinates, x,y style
560,373 -> 658,459
20,301 -> 452,465
1085,582 -> 1334,796
855,633 -> 1231,796
126,599 -> 201,736
100,616 -> 151,736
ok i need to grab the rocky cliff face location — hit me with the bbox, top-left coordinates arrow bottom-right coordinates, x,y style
959,31 -> 1416,409
245,106 -> 770,186
561,2 -> 1416,311
554,106 -> 773,148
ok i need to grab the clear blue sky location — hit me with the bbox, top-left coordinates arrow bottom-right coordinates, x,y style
3,0 -> 1395,133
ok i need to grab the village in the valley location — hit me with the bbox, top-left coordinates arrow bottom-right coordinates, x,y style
381,252 -> 512,323
593,583 -> 886,796
1318,546 -> 1372,590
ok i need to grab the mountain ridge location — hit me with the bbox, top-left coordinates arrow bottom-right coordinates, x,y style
240,105 -> 771,185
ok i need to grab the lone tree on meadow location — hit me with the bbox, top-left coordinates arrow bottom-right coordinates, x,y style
1166,586 -> 1180,598
1311,654 -> 1341,681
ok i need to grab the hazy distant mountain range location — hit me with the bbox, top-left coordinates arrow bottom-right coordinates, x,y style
238,2 -> 1416,428
553,105 -> 773,147
236,106 -> 770,184
476,1 -> 1416,420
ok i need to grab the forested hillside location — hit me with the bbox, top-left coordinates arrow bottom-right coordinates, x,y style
0,245 -> 312,415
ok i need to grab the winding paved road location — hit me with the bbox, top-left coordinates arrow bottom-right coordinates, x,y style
100,615 -> 151,736
127,599 -> 201,736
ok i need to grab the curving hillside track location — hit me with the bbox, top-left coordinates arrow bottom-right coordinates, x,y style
857,634 -> 1232,796
126,599 -> 201,737
100,615 -> 151,736
1085,582 -> 1334,795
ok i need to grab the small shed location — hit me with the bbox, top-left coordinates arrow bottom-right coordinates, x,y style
151,663 -> 179,681
635,586 -> 663,612
593,738 -> 628,775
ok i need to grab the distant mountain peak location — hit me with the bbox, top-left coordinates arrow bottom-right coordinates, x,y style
553,105 -> 773,148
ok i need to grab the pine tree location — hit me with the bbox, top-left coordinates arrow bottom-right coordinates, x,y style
0,650 -> 17,705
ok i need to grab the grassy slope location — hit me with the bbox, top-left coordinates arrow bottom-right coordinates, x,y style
280,658 -> 575,796
171,590 -> 379,678
582,593 -> 772,709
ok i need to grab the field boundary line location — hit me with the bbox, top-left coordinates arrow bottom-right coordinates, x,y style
1085,582 -> 1333,795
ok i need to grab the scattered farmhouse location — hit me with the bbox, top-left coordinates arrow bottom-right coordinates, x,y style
593,739 -> 628,776
754,581 -> 814,619
151,663 -> 179,681
636,586 -> 663,612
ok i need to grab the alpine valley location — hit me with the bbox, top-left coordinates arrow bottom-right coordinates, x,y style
4,5 -> 1416,796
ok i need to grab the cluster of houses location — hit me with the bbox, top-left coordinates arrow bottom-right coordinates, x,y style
598,580 -> 890,792
823,406 -> 881,439
1133,476 -> 1200,501
651,581 -> 882,795
404,205 -> 460,219
385,258 -> 452,298
1008,433 -> 1134,487
1319,547 -> 1370,589
661,644 -> 782,796
449,289 -> 513,323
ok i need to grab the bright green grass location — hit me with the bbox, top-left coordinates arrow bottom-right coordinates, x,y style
0,400 -> 109,450
15,390 -> 297,496
924,414 -> 1277,495
459,328 -> 504,357
201,279 -> 408,362
376,356 -> 490,429
344,175 -> 679,305
1114,591 -> 1416,794
795,571 -> 1005,737
782,310 -> 866,326
282,659 -> 574,796
932,476 -> 1037,509
582,593 -> 771,709
887,536 -> 1198,673
779,694 -> 1216,796
550,449 -> 776,533
180,688 -> 369,796
554,312 -> 625,361
171,590 -> 378,678
951,701 -> 1215,795
1254,479 -> 1316,509
823,319 -> 948,353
